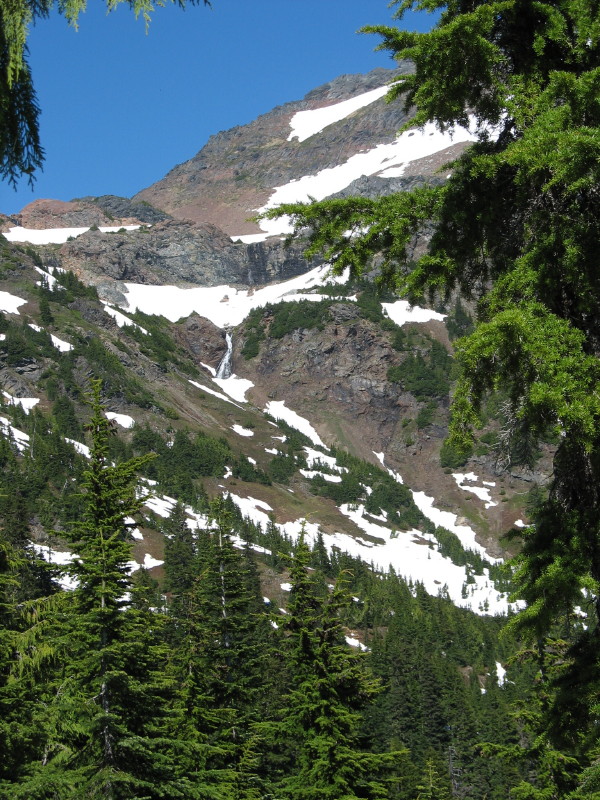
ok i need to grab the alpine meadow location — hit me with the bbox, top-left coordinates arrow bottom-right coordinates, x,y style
1,0 -> 600,798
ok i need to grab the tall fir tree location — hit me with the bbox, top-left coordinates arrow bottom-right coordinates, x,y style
9,381 -> 196,799
274,532 -> 403,800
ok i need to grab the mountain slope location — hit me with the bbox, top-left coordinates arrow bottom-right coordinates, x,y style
0,67 -> 550,616
133,65 -> 474,239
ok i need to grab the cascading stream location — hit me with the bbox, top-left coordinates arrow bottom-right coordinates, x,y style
216,331 -> 233,379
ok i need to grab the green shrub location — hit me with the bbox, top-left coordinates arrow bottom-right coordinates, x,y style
440,437 -> 473,468
269,299 -> 331,338
446,297 -> 474,340
416,402 -> 437,429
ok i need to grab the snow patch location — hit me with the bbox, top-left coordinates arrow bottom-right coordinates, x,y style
143,553 -> 164,569
3,225 -> 142,245
31,544 -> 77,591
304,447 -> 345,472
105,411 -> 135,429
257,117 -> 479,237
50,333 -> 73,352
28,323 -> 73,352
188,380 -> 244,409
412,490 -> 501,563
266,401 -> 325,447
65,438 -> 91,458
104,305 -> 148,333
382,300 -> 446,327
345,635 -> 369,652
214,375 -> 254,403
0,290 -> 27,314
121,264 -> 347,328
496,661 -> 507,687
144,495 -> 177,518
300,469 -> 342,483
452,472 -> 497,509
232,424 -> 254,437
288,86 -> 389,143
0,417 -> 30,451
2,391 -> 39,414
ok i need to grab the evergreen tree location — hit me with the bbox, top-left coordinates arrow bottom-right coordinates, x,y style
166,498 -> 276,797
10,381 -> 194,798
275,533 -> 402,799
163,501 -> 196,621
415,757 -> 452,800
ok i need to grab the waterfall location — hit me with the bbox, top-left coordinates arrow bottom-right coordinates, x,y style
216,332 -> 233,379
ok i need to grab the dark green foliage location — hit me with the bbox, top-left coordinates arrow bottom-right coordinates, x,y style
132,426 -> 270,504
241,312 -> 266,360
439,436 -> 473,469
356,284 -> 387,324
232,455 -> 271,485
391,327 -> 408,351
126,311 -> 199,376
416,401 -> 437,430
162,502 -> 196,599
446,297 -> 474,341
49,268 -> 99,303
268,299 -> 332,339
273,535 -> 402,799
38,295 -> 54,326
76,336 -> 155,407
0,380 -> 550,797
387,340 -> 452,400
51,395 -> 83,439
268,452 -> 299,484
165,498 -> 277,795
6,382 -> 200,797
2,321 -> 55,366
414,757 -> 452,800
310,448 -> 434,534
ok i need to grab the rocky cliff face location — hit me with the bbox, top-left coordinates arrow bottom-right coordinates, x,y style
133,66 -> 418,235
53,220 -> 320,298
6,66 -> 469,297
11,196 -> 171,230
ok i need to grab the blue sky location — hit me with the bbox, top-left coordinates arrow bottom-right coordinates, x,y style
2,1 -> 436,216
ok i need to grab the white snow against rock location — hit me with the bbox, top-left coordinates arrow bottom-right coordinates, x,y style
0,416 -> 30,451
0,290 -> 27,314
232,424 -> 254,437
288,86 -> 389,143
105,411 -> 135,429
453,472 -> 498,509
104,305 -> 148,333
3,225 -> 142,245
257,117 -> 480,238
382,300 -> 446,327
2,391 -> 39,414
266,401 -> 325,447
121,264 -> 346,328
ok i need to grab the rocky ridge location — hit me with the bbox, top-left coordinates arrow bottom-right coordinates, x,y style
133,66 -> 422,235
